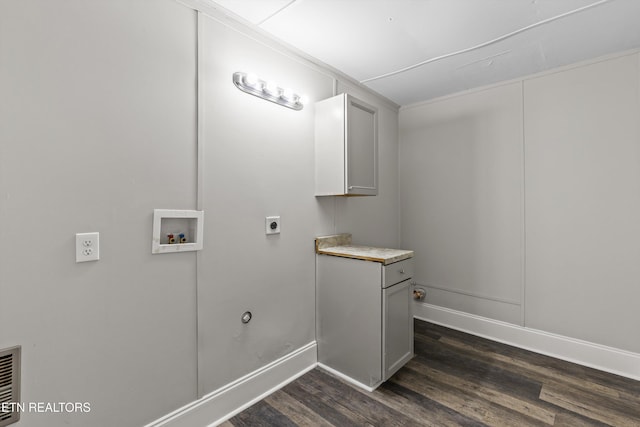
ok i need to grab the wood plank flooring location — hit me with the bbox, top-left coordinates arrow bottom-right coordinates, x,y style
223,320 -> 640,426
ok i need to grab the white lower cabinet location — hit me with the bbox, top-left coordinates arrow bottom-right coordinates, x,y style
316,255 -> 414,390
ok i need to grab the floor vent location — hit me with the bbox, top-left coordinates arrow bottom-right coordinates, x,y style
0,346 -> 20,427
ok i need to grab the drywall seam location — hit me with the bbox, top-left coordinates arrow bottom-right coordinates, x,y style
423,284 -> 521,306
361,0 -> 612,83
257,0 -> 297,26
520,80 -> 526,328
400,47 -> 640,111
195,9 -> 204,397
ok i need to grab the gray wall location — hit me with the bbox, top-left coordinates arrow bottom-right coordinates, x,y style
195,14 -> 327,394
0,1 -> 400,425
400,83 -> 524,325
400,51 -> 640,354
524,53 -> 640,352
196,12 -> 400,395
0,1 -> 199,426
333,82 -> 401,249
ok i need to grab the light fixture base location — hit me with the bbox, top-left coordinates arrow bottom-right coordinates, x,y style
233,72 -> 305,111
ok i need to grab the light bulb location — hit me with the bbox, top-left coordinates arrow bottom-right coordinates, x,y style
281,88 -> 295,101
298,95 -> 309,105
264,81 -> 279,96
243,73 -> 259,87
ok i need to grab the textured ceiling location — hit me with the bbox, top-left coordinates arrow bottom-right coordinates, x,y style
210,0 -> 640,106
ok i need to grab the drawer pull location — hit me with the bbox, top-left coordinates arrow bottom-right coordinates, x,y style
399,269 -> 405,274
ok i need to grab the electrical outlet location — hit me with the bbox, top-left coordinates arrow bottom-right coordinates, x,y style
76,232 -> 100,262
265,216 -> 280,235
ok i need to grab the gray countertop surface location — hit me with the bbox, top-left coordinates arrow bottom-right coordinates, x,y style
315,233 -> 413,265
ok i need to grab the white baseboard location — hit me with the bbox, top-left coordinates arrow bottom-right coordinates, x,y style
316,363 -> 378,392
414,302 -> 640,381
144,342 -> 317,427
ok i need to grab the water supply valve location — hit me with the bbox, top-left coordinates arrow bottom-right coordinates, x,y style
413,287 -> 426,301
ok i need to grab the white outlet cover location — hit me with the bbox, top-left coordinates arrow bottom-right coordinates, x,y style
76,232 -> 100,262
265,216 -> 280,235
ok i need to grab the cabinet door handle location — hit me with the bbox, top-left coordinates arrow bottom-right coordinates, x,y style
399,269 -> 405,274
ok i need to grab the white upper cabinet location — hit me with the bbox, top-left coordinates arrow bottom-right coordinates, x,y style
315,93 -> 378,196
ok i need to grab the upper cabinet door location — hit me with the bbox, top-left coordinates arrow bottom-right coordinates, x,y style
315,93 -> 378,196
346,96 -> 378,196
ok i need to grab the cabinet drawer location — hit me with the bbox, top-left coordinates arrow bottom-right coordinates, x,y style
382,258 -> 413,288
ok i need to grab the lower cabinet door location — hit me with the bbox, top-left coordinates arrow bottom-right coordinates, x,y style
383,279 -> 414,380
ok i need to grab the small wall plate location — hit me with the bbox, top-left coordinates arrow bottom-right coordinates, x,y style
76,232 -> 100,262
265,216 -> 280,235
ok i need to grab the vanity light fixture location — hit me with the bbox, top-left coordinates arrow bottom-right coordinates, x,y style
233,71 -> 306,111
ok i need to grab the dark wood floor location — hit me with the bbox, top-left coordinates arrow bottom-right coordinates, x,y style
223,320 -> 640,426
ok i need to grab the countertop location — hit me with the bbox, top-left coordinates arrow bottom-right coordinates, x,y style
315,233 -> 414,265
